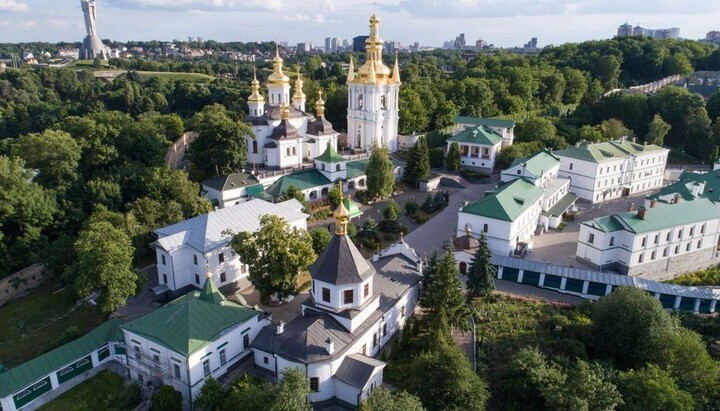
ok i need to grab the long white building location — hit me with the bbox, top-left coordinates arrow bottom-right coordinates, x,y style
554,138 -> 669,203
152,199 -> 308,295
576,199 -> 720,278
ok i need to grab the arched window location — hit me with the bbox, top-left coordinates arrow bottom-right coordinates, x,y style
309,191 -> 317,200
358,178 -> 366,187
252,140 -> 258,154
459,262 -> 467,275
321,187 -> 329,196
358,94 -> 364,109
348,181 -> 356,190
336,164 -> 341,172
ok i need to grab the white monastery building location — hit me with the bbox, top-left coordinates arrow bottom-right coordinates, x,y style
447,117 -> 515,171
152,199 -> 308,295
554,138 -> 669,204
346,14 -> 401,152
251,201 -> 422,406
576,199 -> 720,277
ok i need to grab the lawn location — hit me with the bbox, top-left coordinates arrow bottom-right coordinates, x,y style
39,370 -> 141,411
136,71 -> 215,81
0,281 -> 104,368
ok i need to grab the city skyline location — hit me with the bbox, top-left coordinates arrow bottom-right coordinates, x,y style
1,1 -> 719,48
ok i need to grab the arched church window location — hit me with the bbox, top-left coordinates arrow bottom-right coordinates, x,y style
292,147 -> 296,156
358,94 -> 364,110
380,95 -> 386,110
270,94 -> 275,105
252,140 -> 258,154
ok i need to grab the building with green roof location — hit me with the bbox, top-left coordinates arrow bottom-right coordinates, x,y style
645,168 -> 720,206
447,125 -> 507,171
554,138 -> 669,203
121,272 -> 266,405
458,179 -> 544,255
577,198 -> 720,276
201,171 -> 262,208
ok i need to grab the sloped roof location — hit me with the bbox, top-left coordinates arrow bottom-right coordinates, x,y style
263,104 -> 307,120
554,139 -> 667,163
461,179 -> 544,222
270,119 -> 300,140
0,319 -> 124,397
334,354 -> 385,389
153,199 -> 308,253
265,169 -> 332,198
346,158 -> 370,179
506,150 -> 560,177
453,116 -> 515,129
585,198 -> 720,234
310,235 -> 375,285
122,292 -> 257,356
647,169 -> 720,203
448,125 -> 503,146
202,172 -> 259,192
343,198 -> 363,219
307,117 -> 336,136
315,143 -> 346,164
199,274 -> 225,304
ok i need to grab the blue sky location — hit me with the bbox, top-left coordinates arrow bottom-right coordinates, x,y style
1,0 -> 719,48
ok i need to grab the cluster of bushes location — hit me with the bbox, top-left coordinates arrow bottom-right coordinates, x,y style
405,192 -> 448,223
666,266 -> 720,286
460,169 -> 490,181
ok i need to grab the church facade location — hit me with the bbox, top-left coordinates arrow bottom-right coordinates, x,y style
346,14 -> 401,152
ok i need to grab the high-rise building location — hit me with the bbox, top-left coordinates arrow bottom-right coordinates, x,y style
524,37 -> 538,49
454,33 -> 466,50
352,35 -> 369,52
617,23 -> 680,39
475,39 -> 487,50
706,31 -> 720,40
384,41 -> 400,54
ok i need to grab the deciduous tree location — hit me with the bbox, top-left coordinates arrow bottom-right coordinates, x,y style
616,364 -> 694,411
360,387 -> 424,411
646,114 -> 671,146
366,144 -> 395,199
309,227 -> 332,254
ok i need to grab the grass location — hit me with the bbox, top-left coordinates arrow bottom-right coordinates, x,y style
0,281 -> 104,368
136,71 -> 214,81
39,370 -> 141,411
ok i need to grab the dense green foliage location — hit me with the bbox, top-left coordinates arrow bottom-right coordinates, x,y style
466,234 -> 495,297
667,266 -> 720,286
360,387 -> 425,411
404,136 -> 431,184
365,144 -> 395,199
309,227 -> 332,254
446,141 -> 461,171
230,215 -> 316,302
40,370 -> 141,411
150,385 -> 182,411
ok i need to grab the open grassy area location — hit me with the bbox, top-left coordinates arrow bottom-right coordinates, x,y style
0,281 -> 104,368
136,71 -> 214,81
39,370 -> 141,411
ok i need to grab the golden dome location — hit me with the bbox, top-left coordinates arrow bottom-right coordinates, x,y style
280,102 -> 290,120
356,58 -> 390,84
248,68 -> 265,103
334,194 -> 350,235
292,66 -> 306,104
315,90 -> 325,117
268,45 -> 289,85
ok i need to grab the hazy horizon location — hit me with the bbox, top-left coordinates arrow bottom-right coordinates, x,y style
1,1 -> 719,49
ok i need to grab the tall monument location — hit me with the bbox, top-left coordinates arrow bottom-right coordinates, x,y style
79,0 -> 110,60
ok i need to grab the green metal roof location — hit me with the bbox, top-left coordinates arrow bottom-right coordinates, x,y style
315,143 -> 347,164
346,158 -> 370,179
0,319 -> 125,397
646,169 -> 720,203
586,198 -> 720,234
541,193 -> 578,217
453,116 -> 516,129
266,169 -> 331,198
448,125 -> 503,146
343,198 -> 363,219
461,179 -> 544,222
199,275 -> 225,304
507,150 -> 560,177
554,139 -> 666,163
122,292 -> 258,357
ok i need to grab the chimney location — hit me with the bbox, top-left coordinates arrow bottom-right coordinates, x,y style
276,321 -> 285,335
325,338 -> 335,354
626,202 -> 634,212
637,206 -> 646,220
674,194 -> 682,204
649,199 -> 656,208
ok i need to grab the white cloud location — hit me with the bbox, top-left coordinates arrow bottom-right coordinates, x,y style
107,0 -> 284,12
284,13 -> 310,22
0,0 -> 28,12
314,14 -> 325,24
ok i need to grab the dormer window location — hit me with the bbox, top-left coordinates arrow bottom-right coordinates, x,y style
343,289 -> 354,304
364,283 -> 369,298
322,288 -> 330,303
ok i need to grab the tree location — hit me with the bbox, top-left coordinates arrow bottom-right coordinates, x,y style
599,118 -> 630,140
707,89 -> 720,121
399,87 -> 430,134
507,347 -> 566,410
404,136 -> 430,185
422,250 -> 468,334
13,129 -> 81,191
194,377 -> 224,411
381,199 -> 401,233
366,144 -> 395,199
446,141 -> 461,171
646,114 -> 671,146
575,125 -> 605,143
309,227 -> 332,254
73,220 -> 138,313
683,108 -> 714,160
361,387 -> 424,411
616,364 -> 695,411
187,104 -> 253,180
591,287 -> 674,369
467,233 -> 495,297
496,141 -> 544,170
142,167 -> 212,219
515,118 -> 561,148
279,186 -> 311,214
150,385 -> 182,411
327,184 -> 343,209
269,368 -> 312,411
224,374 -> 274,411
410,345 -> 489,411
230,215 -> 315,302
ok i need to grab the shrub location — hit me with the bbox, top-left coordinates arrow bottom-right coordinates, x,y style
399,225 -> 409,236
460,169 -> 489,180
405,199 -> 419,215
429,147 -> 444,168
422,194 -> 435,213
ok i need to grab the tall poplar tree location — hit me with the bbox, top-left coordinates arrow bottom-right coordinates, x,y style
366,144 -> 395,199
447,141 -> 461,171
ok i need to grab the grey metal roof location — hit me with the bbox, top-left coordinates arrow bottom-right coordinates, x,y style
153,199 -> 308,253
309,235 -> 376,285
334,354 -> 385,389
202,172 -> 259,192
270,119 -> 300,140
371,254 -> 423,311
307,117 -> 336,136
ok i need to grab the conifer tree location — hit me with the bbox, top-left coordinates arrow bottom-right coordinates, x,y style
422,250 -> 468,332
404,136 -> 430,184
467,233 -> 496,297
447,141 -> 461,171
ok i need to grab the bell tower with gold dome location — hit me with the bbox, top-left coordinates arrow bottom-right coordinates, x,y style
267,45 -> 291,107
346,13 -> 401,153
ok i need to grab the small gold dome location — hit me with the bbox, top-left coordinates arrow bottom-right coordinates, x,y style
356,59 -> 390,84
268,45 -> 289,85
334,195 -> 350,235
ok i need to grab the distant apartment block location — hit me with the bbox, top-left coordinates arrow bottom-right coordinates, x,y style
617,23 -> 680,39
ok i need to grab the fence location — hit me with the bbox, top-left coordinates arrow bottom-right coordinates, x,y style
0,264 -> 46,307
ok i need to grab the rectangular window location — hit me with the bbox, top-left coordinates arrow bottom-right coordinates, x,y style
483,224 -> 488,233
698,240 -> 703,249
194,255 -> 198,265
361,344 -> 367,355
569,163 -> 573,171
322,288 -> 330,303
701,224 -> 706,234
588,233 -> 595,244
638,253 -> 644,263
218,252 -> 225,263
690,227 -> 695,236
400,305 -> 406,319
654,234 -> 659,244
163,274 -> 168,284
373,333 -> 378,348
651,251 -> 656,260
364,283 -> 369,298
663,247 -> 669,257
686,243 -> 691,252
195,274 -> 200,284
134,345 -> 141,359
220,272 -> 226,283
243,334 -> 250,351
667,231 -> 672,241
678,229 -> 683,240
675,245 -> 680,254
263,356 -> 269,365
309,377 -> 319,393
219,349 -> 227,366
609,236 -> 615,246
153,354 -> 160,364
173,364 -> 181,379
161,255 -> 166,265
343,289 -> 353,304
203,359 -> 211,377
641,237 -> 647,247
382,323 -> 387,337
